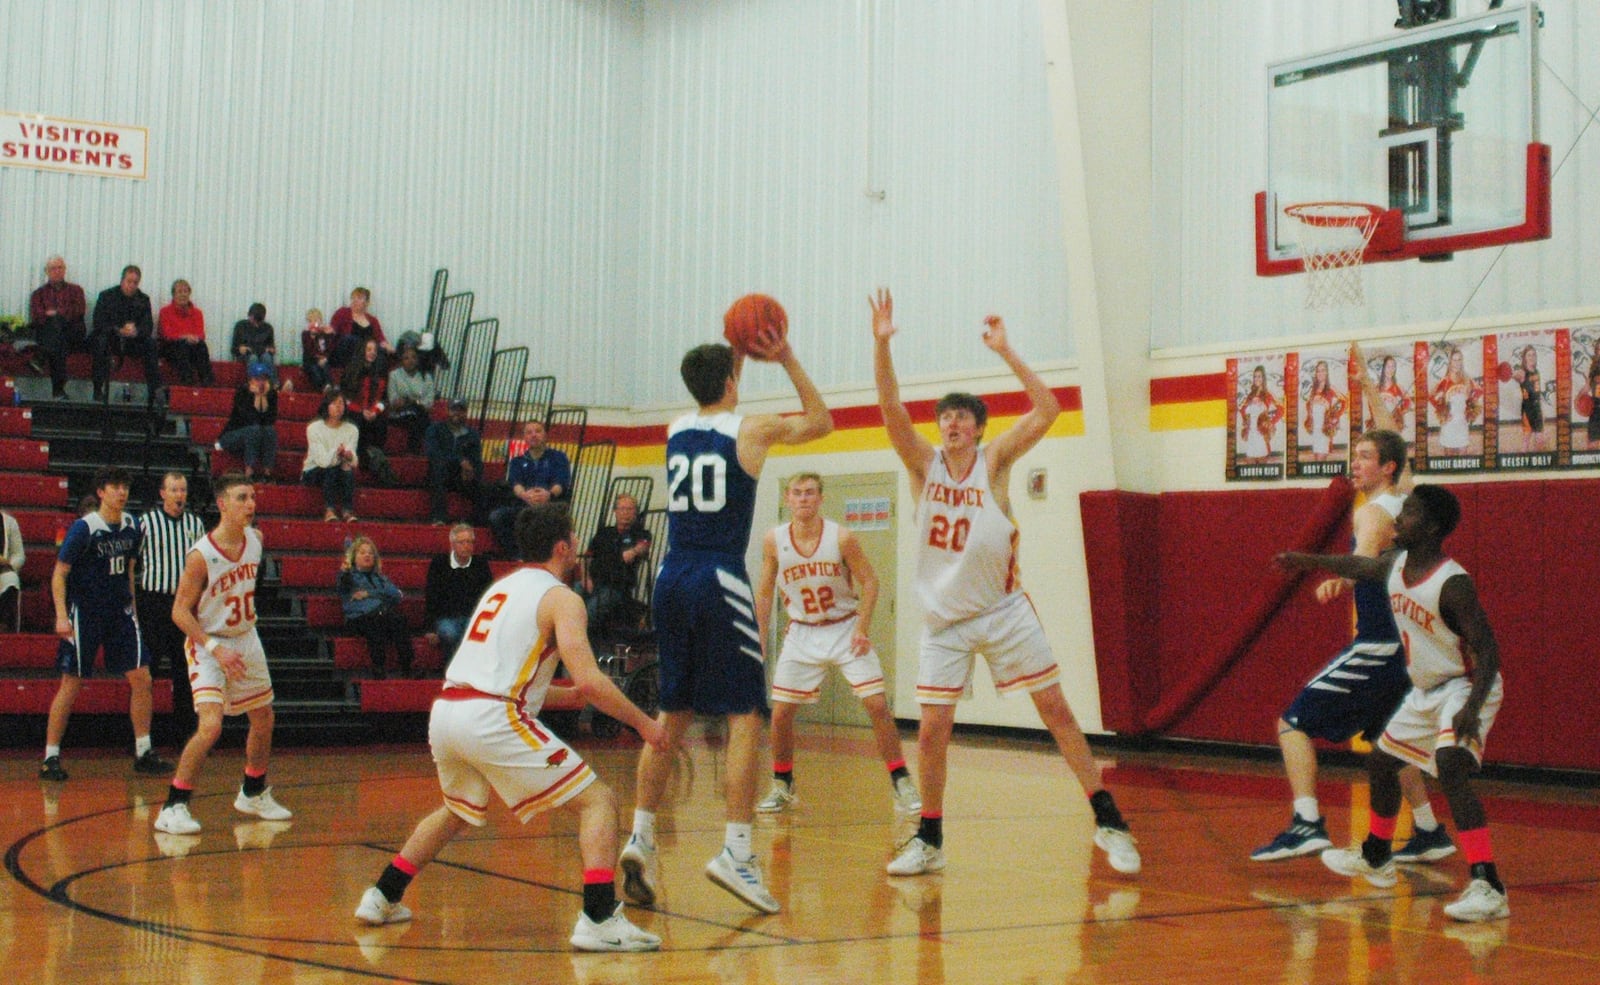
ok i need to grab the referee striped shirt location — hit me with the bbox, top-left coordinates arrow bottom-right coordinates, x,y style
138,507 -> 206,594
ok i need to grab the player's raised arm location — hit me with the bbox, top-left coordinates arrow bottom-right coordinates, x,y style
871,289 -> 934,482
753,529 -> 780,660
837,527 -> 877,656
545,587 -> 669,749
982,316 -> 1061,472
737,327 -> 833,477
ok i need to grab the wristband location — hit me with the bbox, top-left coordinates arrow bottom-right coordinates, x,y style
203,638 -> 220,654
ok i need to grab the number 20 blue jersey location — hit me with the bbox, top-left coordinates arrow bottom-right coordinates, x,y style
664,412 -> 758,558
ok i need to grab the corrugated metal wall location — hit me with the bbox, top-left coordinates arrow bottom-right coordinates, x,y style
1152,0 -> 1600,351
3,0 -> 1072,407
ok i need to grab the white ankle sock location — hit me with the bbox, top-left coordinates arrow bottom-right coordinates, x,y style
1410,802 -> 1438,831
1293,797 -> 1320,822
632,809 -> 656,847
135,735 -> 152,757
724,822 -> 753,861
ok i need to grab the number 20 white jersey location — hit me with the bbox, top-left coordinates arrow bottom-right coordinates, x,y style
193,528 -> 263,637
915,447 -> 1021,628
775,519 -> 859,624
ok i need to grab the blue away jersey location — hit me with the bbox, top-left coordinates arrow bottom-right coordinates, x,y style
58,512 -> 141,610
664,412 -> 758,558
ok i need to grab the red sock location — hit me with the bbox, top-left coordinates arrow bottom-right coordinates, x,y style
1368,811 -> 1398,841
1458,827 -> 1494,864
392,855 -> 419,876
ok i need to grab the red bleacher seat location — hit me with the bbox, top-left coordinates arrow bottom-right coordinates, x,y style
253,484 -> 475,521
329,634 -> 446,673
0,634 -> 61,669
22,548 -> 57,582
0,406 -> 33,436
9,509 -> 73,545
7,475 -> 70,509
358,677 -> 582,713
303,593 -> 426,630
255,518 -> 498,555
0,437 -> 51,471
0,677 -> 173,714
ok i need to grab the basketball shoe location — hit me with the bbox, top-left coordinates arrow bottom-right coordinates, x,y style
235,787 -> 293,820
1251,815 -> 1333,861
1320,846 -> 1397,888
1392,825 -> 1456,863
705,848 -> 780,914
355,886 -> 413,926
756,779 -> 796,813
886,836 -> 945,876
1094,826 -> 1142,875
154,802 -> 202,835
1443,879 -> 1510,923
570,903 -> 662,952
619,835 -> 659,907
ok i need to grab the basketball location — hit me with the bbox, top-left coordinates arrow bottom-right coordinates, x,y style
1497,361 -> 1513,382
723,294 -> 787,357
1578,392 -> 1594,418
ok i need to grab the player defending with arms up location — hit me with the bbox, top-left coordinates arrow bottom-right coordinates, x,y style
620,326 -> 833,916
155,473 -> 291,835
870,288 -> 1139,877
1277,485 -> 1508,922
753,472 -> 920,816
355,504 -> 671,950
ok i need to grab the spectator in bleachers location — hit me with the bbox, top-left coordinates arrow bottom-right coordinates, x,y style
302,390 -> 360,522
230,303 -> 279,385
331,287 -> 390,365
0,507 -> 23,631
136,472 -> 206,739
157,279 -> 215,386
342,338 -> 398,485
489,419 -> 571,560
339,535 -> 415,679
217,363 -> 279,481
396,326 -> 448,374
301,308 -> 337,391
423,523 -> 494,663
386,346 -> 437,452
424,398 -> 482,525
91,265 -> 161,405
28,255 -> 86,400
581,493 -> 652,640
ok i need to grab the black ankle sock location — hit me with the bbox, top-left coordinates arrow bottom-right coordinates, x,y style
375,864 -> 414,904
1361,833 -> 1392,868
917,815 -> 943,849
241,772 -> 266,797
1090,790 -> 1127,830
165,785 -> 192,808
583,881 -> 618,922
1470,862 -> 1504,894
889,764 -> 911,783
775,768 -> 794,785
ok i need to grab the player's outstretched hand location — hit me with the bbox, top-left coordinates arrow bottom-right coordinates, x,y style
981,315 -> 1010,353
1314,578 -> 1347,604
744,322 -> 790,362
869,288 -> 896,341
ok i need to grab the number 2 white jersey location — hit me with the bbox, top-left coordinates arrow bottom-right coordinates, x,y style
1387,550 -> 1474,691
193,528 -> 263,638
775,519 -> 859,624
444,567 -> 563,712
915,447 -> 1021,627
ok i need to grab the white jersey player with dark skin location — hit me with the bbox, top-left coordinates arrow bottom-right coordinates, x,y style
752,472 -> 921,815
355,504 -> 673,951
870,288 -> 1139,877
155,473 -> 292,837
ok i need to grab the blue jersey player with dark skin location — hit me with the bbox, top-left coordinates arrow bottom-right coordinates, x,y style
41,467 -> 174,781
621,321 -> 832,915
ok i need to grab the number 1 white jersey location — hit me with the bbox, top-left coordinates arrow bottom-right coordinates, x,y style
444,567 -> 563,712
775,520 -> 859,624
915,447 -> 1021,628
193,528 -> 263,638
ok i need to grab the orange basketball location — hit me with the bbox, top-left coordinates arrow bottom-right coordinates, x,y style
723,294 -> 787,357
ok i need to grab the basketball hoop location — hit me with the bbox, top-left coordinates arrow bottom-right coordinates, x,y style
1283,202 -> 1386,309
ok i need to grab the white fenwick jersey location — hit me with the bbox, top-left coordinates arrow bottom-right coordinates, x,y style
193,528 -> 263,637
915,447 -> 1021,627
1387,550 -> 1473,691
445,567 -> 564,711
775,519 -> 859,624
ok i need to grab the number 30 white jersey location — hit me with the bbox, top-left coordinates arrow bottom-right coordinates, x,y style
915,447 -> 1020,628
775,520 -> 858,624
193,528 -> 263,637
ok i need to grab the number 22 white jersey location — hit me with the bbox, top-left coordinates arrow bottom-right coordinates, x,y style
915,447 -> 1020,627
193,528 -> 263,637
775,519 -> 859,624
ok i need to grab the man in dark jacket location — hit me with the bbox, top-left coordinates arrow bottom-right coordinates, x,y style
91,265 -> 160,405
423,524 -> 494,661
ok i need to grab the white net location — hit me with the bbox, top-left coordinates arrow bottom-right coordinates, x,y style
1285,203 -> 1384,309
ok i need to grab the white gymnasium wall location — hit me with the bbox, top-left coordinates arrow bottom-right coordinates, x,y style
1151,0 -> 1600,353
2,0 -> 638,400
626,0 -> 1074,407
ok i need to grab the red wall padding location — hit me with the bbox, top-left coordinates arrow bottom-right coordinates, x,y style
1082,478 -> 1600,771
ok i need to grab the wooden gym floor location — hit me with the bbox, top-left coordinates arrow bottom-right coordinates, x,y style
2,723 -> 1597,984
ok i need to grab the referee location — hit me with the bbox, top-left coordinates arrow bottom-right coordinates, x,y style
139,471 -> 206,739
